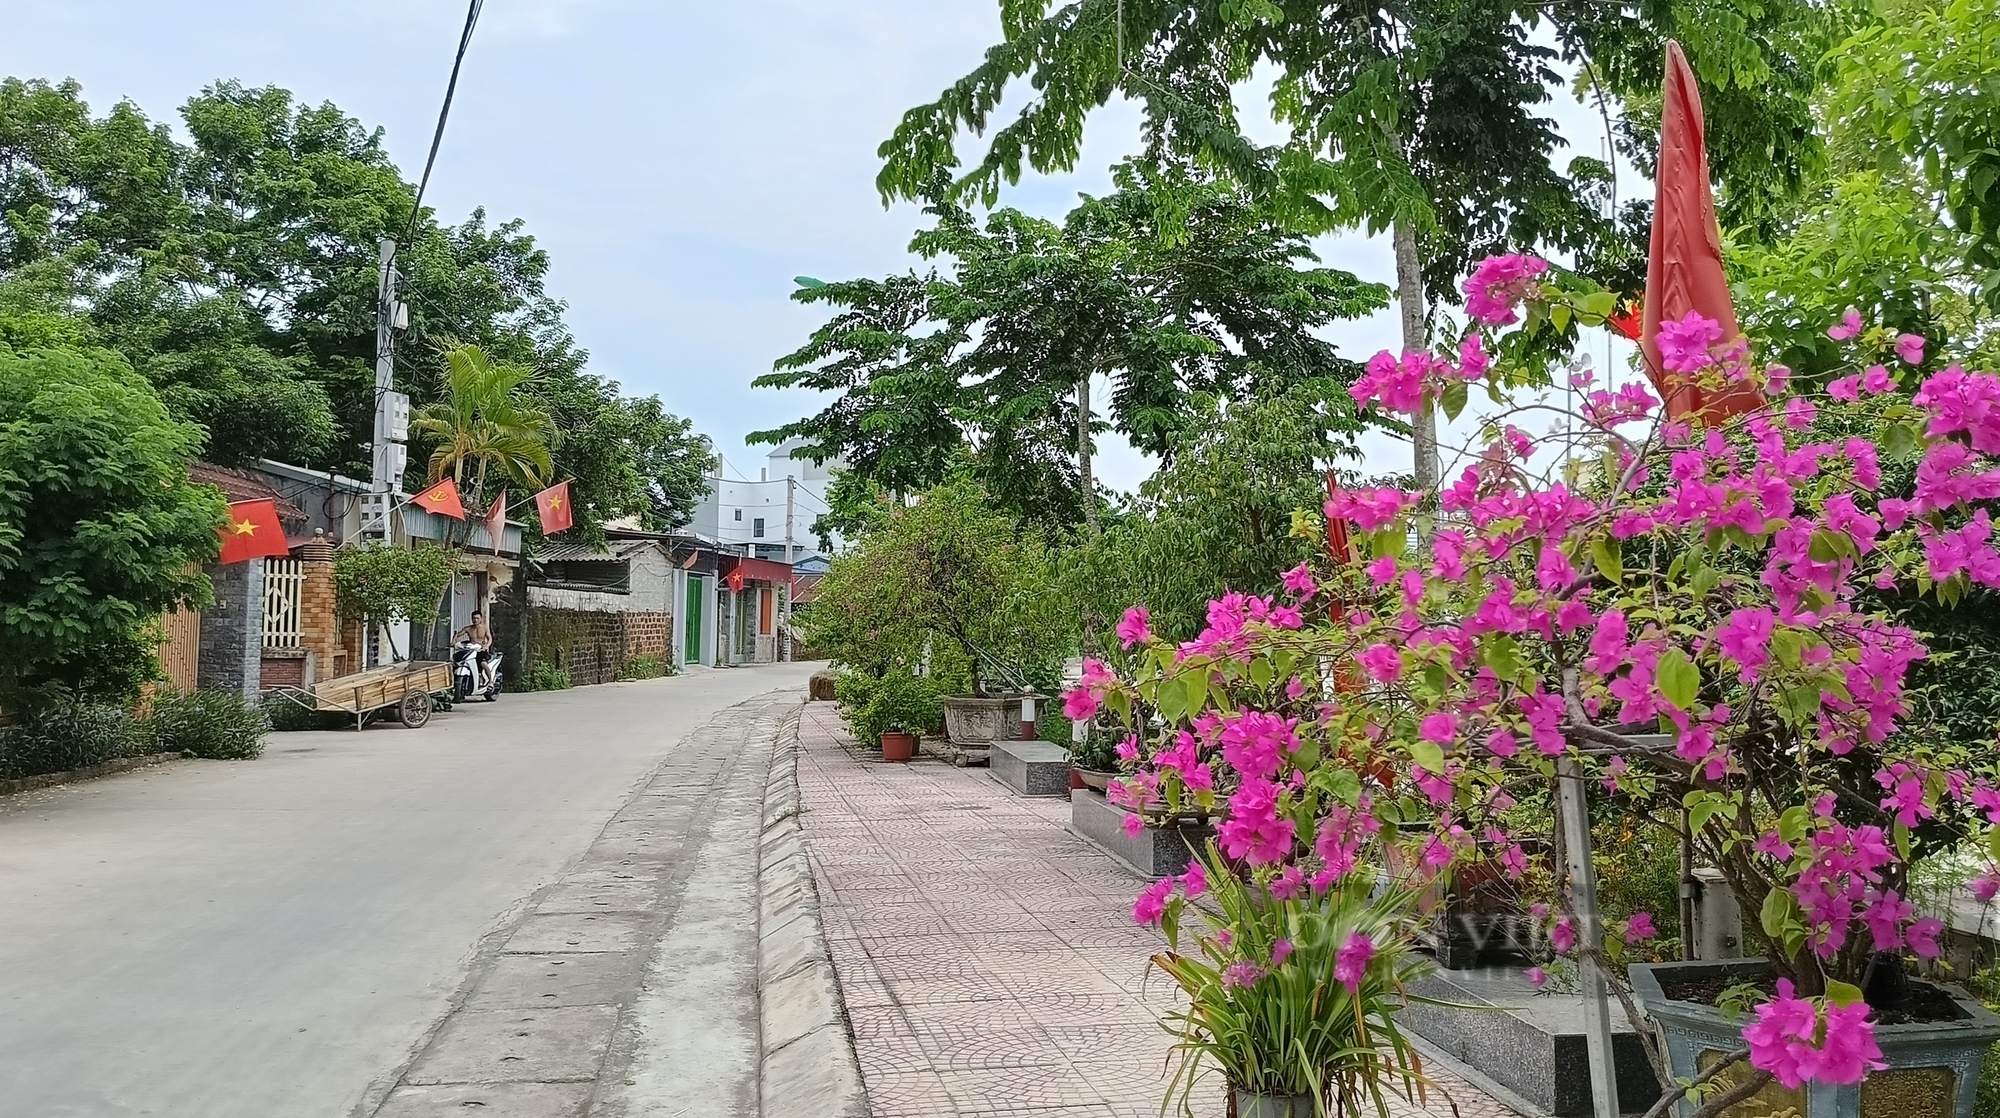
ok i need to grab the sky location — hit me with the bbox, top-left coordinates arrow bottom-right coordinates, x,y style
0,0 -> 1639,495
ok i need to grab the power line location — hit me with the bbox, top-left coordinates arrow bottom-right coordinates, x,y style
402,0 -> 485,251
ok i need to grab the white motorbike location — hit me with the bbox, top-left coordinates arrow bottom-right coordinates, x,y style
451,640 -> 502,702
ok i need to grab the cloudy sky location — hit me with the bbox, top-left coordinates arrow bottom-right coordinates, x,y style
2,1 -> 1634,492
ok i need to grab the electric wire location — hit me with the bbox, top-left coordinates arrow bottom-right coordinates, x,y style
402,0 -> 484,253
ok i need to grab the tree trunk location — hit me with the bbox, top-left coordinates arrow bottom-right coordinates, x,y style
1077,374 -> 1098,533
1392,219 -> 1437,491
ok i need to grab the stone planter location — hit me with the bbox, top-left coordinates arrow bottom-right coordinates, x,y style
1630,959 -> 2000,1117
1233,1089 -> 1314,1118
1076,767 -> 1115,792
942,696 -> 1004,746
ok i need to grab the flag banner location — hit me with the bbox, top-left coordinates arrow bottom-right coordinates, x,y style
484,489 -> 508,552
217,499 -> 291,565
1641,40 -> 1761,422
412,477 -> 467,520
534,480 -> 573,535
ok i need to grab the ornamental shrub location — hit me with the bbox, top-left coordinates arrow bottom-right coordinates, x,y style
1075,253 -> 2000,1099
148,689 -> 268,759
0,697 -> 140,779
835,669 -> 946,746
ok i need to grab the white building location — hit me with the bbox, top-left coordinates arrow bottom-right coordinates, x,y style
686,439 -> 844,562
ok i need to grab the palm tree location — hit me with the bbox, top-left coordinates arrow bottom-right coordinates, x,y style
411,342 -> 556,501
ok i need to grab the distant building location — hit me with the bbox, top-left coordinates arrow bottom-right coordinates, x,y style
685,439 -> 844,562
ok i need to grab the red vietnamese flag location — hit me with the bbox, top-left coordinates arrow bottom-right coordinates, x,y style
534,480 -> 574,535
217,499 -> 292,564
412,477 -> 467,520
1641,42 -> 1762,423
483,489 -> 508,551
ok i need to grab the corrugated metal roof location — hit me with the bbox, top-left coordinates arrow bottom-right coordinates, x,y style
536,538 -> 663,563
189,461 -> 307,523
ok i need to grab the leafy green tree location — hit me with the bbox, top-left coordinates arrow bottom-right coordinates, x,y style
411,341 -> 556,496
757,169 -> 1386,527
0,346 -> 222,701
875,0 -> 1832,486
1063,388 -> 1337,646
0,76 -> 707,541
802,478 -> 1071,694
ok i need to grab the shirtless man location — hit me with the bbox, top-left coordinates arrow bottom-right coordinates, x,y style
454,610 -> 496,690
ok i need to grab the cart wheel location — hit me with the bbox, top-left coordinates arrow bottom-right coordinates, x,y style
398,687 -> 433,729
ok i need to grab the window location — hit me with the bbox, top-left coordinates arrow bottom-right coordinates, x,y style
733,509 -> 742,521
753,517 -> 765,538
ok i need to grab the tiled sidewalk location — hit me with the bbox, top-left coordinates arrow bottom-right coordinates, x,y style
794,702 -> 1518,1118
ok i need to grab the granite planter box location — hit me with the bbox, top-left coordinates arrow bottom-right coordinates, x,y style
1070,788 -> 1210,878
1399,966 -> 1660,1116
991,740 -> 1070,796
942,696 -> 1003,746
1631,959 -> 2000,1118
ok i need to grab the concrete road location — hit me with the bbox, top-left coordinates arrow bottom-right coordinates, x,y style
0,663 -> 816,1118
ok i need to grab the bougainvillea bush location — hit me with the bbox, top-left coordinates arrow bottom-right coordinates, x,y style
1070,255 -> 2000,1103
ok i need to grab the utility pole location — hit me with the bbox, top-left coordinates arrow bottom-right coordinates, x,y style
785,477 -> 797,565
1558,753 -> 1623,1118
366,240 -> 411,535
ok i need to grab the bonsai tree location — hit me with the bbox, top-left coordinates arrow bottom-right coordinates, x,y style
803,477 -> 1070,695
1072,255 -> 2000,1111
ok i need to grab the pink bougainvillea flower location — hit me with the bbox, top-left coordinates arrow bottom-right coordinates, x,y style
1550,916 -> 1576,954
1272,938 -> 1294,967
1063,686 -> 1099,721
1753,831 -> 1795,861
1121,813 -> 1144,839
1280,562 -> 1316,597
1132,877 -> 1173,926
1828,375 -> 1861,402
1526,967 -> 1548,989
1418,712 -> 1459,746
1828,306 -> 1865,341
1908,917 -> 1944,959
1862,364 -> 1894,394
1717,607 -> 1777,682
1625,912 -> 1657,943
1334,931 -> 1376,992
1745,980 -> 1823,1088
1817,998 -> 1889,1084
1181,861 -> 1208,899
1657,311 -> 1726,373
1897,333 -> 1927,365
1974,872 -> 2000,904
1114,736 -> 1141,763
1357,643 -> 1403,683
1458,332 -> 1492,378
1117,605 -> 1151,649
1462,253 -> 1549,325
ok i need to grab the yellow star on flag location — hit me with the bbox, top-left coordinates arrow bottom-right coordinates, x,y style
231,518 -> 258,536
547,495 -> 563,510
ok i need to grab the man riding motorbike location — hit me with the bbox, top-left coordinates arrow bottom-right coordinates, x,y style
453,610 -> 497,694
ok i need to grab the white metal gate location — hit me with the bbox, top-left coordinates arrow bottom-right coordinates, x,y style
263,558 -> 304,648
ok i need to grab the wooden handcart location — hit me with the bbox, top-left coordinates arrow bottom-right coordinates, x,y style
269,660 -> 453,730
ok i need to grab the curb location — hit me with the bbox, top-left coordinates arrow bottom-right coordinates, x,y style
757,703 -> 868,1118
0,752 -> 181,798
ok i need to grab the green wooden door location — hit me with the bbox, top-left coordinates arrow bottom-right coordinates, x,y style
683,576 -> 703,664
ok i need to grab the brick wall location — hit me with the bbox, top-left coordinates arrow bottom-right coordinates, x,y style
198,559 -> 262,700
298,539 -> 345,681
261,651 -> 305,689
527,607 -> 674,686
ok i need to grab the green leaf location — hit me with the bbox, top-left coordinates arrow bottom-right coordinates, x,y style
1658,648 -> 1700,710
1777,805 -> 1811,844
1591,537 -> 1623,584
1328,768 -> 1361,806
1155,676 -> 1187,723
1882,421 -> 1920,462
1825,979 -> 1865,1008
1760,887 -> 1805,959
1248,657 -> 1274,690
1440,379 -> 1469,422
1483,635 -> 1524,680
1410,737 -> 1446,774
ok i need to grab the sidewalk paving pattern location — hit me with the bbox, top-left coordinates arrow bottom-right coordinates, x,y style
795,702 -> 1520,1118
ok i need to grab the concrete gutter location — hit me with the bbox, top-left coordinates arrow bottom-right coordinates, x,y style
757,705 -> 868,1118
0,752 -> 180,798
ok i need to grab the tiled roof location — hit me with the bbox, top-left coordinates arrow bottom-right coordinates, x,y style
188,462 -> 307,523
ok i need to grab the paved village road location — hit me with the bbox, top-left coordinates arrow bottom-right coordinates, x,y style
0,662 -> 816,1118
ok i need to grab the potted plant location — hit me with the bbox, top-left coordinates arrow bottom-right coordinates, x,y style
1068,247 -> 2000,1116
836,669 -> 942,764
1146,843 -> 1433,1117
1068,722 -> 1121,793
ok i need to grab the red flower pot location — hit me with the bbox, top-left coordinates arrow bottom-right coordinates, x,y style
880,731 -> 916,763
